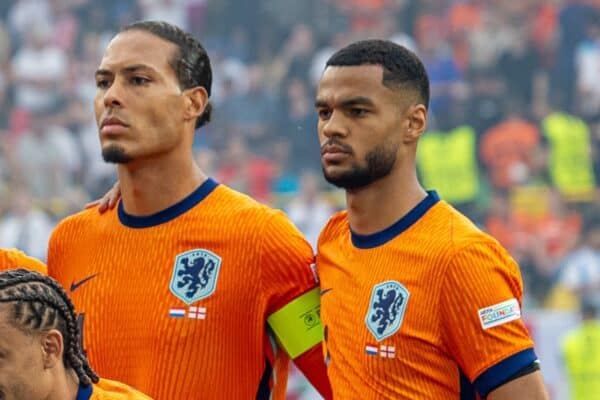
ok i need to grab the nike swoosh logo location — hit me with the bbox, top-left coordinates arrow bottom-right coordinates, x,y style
320,288 -> 333,296
70,274 -> 99,292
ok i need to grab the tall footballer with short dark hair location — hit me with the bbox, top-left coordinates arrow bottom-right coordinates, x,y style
48,20 -> 330,399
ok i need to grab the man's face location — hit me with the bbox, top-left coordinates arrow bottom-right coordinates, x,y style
315,65 -> 404,190
0,309 -> 50,400
94,30 -> 188,164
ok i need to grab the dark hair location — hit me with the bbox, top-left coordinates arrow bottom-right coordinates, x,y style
326,39 -> 430,109
0,269 -> 99,386
121,20 -> 213,129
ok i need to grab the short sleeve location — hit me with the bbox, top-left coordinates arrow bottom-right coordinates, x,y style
260,210 -> 318,316
440,239 -> 536,394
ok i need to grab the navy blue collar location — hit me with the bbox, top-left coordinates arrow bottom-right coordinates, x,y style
118,178 -> 219,228
76,384 -> 93,400
351,191 -> 440,249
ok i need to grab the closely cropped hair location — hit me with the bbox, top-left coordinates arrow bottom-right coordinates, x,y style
121,20 -> 213,128
0,269 -> 99,386
326,39 -> 430,109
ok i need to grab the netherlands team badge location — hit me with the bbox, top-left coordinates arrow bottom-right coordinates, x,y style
365,280 -> 410,341
170,249 -> 222,304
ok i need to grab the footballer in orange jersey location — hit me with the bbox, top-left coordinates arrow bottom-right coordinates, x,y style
0,269 -> 152,400
0,248 -> 47,274
49,21 -> 330,400
315,40 -> 548,399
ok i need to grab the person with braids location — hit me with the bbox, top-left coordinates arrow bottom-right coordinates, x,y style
0,248 -> 46,273
0,269 -> 152,399
47,20 -> 331,400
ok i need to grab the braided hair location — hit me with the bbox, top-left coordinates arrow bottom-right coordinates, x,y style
0,269 -> 99,386
121,20 -> 213,129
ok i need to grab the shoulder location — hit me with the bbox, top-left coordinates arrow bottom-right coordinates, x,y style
51,207 -> 114,238
0,248 -> 47,274
211,184 -> 275,221
318,211 -> 348,243
91,379 -> 153,399
424,202 -> 515,270
426,201 -> 496,249
212,184 -> 300,232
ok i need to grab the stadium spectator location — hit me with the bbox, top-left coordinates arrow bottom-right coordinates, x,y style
561,294 -> 600,399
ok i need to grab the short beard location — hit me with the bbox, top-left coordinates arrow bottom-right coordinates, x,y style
323,143 -> 396,190
102,145 -> 133,164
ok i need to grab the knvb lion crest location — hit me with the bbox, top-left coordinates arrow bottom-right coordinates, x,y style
170,249 -> 222,304
365,280 -> 410,341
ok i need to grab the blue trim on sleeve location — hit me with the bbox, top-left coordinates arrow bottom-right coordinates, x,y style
76,384 -> 93,400
351,191 -> 440,249
118,178 -> 219,228
459,368 -> 476,400
474,348 -> 538,397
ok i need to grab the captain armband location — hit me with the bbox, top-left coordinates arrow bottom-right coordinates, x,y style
267,287 -> 323,359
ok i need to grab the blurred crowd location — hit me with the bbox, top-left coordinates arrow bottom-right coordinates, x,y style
2,0 -> 600,398
1,0 -> 600,317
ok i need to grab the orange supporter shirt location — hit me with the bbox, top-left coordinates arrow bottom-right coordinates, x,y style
0,248 -> 47,274
317,191 -> 536,399
479,118 -> 540,189
48,179 -> 319,399
78,379 -> 153,399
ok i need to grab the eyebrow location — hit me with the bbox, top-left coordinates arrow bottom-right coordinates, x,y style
95,64 -> 157,78
315,96 -> 375,108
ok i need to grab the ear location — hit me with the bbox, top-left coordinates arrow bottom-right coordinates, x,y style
404,104 -> 427,143
41,329 -> 64,369
183,86 -> 209,124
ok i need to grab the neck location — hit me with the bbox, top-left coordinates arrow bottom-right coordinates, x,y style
48,369 -> 80,400
118,153 -> 207,216
345,165 -> 427,235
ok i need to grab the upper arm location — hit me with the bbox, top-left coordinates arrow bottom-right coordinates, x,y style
260,211 -> 322,354
440,239 -> 538,395
260,210 -> 318,314
487,370 -> 548,400
259,211 -> 329,394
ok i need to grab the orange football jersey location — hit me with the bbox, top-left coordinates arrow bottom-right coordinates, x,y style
79,379 -> 153,399
48,179 -> 319,399
317,191 -> 536,399
0,248 -> 47,274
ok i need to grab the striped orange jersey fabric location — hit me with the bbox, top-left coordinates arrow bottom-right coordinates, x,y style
79,378 -> 153,399
317,191 -> 537,399
48,179 -> 318,399
0,248 -> 47,274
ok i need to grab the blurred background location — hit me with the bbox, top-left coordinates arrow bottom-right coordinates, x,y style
1,0 -> 600,398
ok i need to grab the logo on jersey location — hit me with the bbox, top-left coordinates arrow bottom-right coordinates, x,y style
70,273 -> 99,292
170,249 -> 222,304
365,280 -> 410,341
478,298 -> 521,330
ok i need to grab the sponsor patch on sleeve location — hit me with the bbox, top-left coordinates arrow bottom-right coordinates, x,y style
478,298 -> 521,330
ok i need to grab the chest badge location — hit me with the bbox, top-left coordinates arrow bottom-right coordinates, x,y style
365,280 -> 410,341
170,249 -> 222,304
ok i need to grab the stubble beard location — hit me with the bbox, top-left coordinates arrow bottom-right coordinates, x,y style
322,142 -> 397,190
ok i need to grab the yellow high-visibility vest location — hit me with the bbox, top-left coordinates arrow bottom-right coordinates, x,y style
417,125 -> 479,204
562,320 -> 600,400
542,113 -> 596,201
